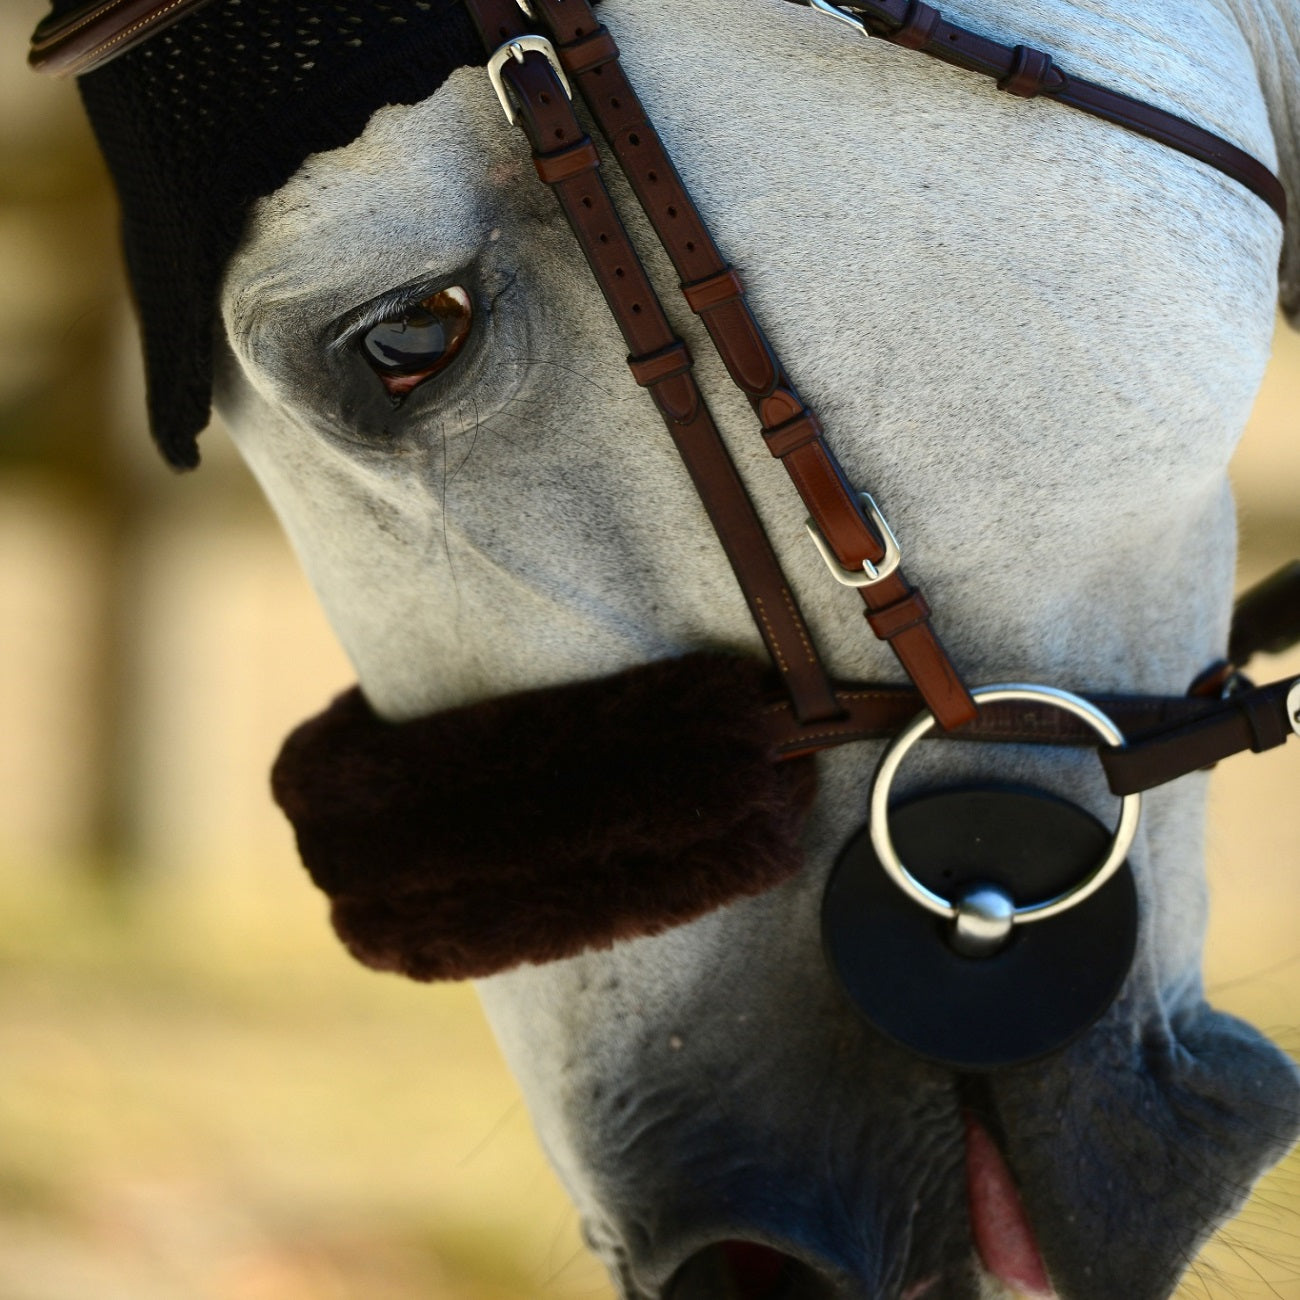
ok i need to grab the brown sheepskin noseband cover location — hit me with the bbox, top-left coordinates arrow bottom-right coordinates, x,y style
271,654 -> 815,980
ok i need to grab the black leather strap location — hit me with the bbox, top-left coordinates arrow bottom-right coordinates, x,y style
1100,676 -> 1300,794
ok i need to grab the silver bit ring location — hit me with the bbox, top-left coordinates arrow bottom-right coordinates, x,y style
868,684 -> 1142,925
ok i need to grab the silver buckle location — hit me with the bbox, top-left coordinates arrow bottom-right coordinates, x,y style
806,492 -> 901,588
805,0 -> 869,37
1288,680 -> 1300,738
487,36 -> 573,126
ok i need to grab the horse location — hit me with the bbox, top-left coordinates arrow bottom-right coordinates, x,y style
37,0 -> 1300,1293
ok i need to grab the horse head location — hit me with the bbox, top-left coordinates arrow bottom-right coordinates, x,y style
36,0 -> 1300,1293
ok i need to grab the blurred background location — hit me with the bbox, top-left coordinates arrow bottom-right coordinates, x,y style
2,3 -> 1298,1296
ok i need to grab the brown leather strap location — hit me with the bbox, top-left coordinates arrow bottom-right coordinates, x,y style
530,0 -> 978,730
761,570 -> 1300,777
28,0 -> 217,76
813,0 -> 1286,222
760,674 -> 1300,791
760,682 -> 1231,756
30,0 -> 1287,228
467,0 -> 842,724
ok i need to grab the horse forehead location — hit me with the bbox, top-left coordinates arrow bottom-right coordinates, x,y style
222,68 -> 518,333
226,0 -> 1278,393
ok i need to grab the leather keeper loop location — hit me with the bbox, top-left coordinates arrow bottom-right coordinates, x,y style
628,341 -> 692,388
762,409 -> 824,459
892,1 -> 940,50
1237,689 -> 1290,752
682,267 -> 745,314
1187,659 -> 1235,699
866,589 -> 932,641
998,45 -> 1059,98
560,26 -> 619,75
534,137 -> 601,185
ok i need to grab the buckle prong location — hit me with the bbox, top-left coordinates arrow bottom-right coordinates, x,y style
806,492 -> 901,588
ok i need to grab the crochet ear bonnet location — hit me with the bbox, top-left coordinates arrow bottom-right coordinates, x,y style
37,0 -> 491,468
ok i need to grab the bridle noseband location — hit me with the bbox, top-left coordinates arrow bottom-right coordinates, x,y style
33,0 -> 1300,1068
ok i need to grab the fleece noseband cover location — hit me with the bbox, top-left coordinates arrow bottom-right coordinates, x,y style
271,654 -> 816,980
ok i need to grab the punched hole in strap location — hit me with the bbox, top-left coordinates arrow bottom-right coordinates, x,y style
534,137 -> 602,185
998,44 -> 1061,98
1236,688 -> 1291,752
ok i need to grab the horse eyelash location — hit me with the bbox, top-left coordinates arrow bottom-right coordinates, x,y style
327,280 -> 447,355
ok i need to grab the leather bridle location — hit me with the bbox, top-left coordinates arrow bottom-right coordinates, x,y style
462,0 -> 1300,786
467,0 -> 1300,1027
32,0 -> 1300,1064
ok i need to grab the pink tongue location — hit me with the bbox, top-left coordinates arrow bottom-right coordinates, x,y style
964,1114 -> 1056,1297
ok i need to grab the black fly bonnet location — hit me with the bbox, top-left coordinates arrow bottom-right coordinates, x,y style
36,0 -> 492,468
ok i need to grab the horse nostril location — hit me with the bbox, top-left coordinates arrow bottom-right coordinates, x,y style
720,1242 -> 792,1296
668,1240 -> 833,1298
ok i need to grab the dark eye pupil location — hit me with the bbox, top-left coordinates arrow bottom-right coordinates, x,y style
359,286 -> 472,386
363,308 -> 449,372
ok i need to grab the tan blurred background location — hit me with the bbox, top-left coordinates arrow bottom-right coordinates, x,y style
2,4 -> 1298,1297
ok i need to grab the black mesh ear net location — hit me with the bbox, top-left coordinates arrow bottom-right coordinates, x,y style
57,0 -> 487,468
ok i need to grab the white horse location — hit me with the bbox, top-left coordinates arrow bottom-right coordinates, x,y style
211,0 -> 1300,1294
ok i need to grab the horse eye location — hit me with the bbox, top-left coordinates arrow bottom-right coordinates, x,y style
359,285 -> 473,397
